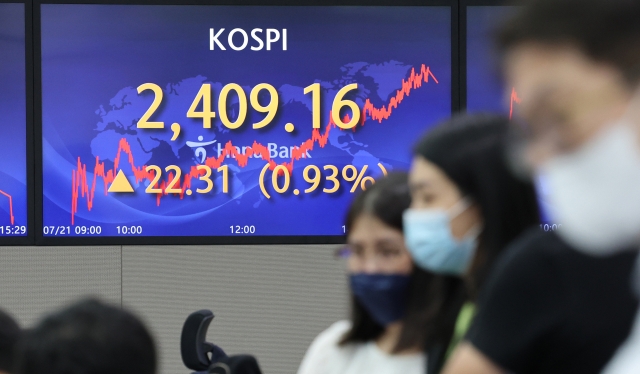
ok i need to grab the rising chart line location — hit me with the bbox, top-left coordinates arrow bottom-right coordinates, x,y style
0,189 -> 15,225
509,87 -> 521,119
70,64 -> 439,224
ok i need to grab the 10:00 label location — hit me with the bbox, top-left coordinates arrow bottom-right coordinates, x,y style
230,225 -> 256,234
117,226 -> 143,235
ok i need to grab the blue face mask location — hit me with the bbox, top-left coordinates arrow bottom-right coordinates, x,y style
349,273 -> 411,326
403,199 -> 480,276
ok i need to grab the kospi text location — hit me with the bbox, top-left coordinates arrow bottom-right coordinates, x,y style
209,28 -> 287,51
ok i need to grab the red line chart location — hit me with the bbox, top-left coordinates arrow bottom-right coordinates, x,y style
71,64 -> 439,224
509,87 -> 521,119
0,189 -> 15,225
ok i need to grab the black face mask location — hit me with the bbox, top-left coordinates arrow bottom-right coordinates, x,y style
349,273 -> 411,326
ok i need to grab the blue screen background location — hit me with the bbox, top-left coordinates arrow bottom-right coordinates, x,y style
466,6 -> 514,113
0,3 -> 27,235
466,6 -> 552,224
41,5 -> 452,237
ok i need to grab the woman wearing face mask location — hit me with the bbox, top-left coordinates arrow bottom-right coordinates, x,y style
297,173 -> 466,374
403,114 -> 540,296
402,114 -> 542,360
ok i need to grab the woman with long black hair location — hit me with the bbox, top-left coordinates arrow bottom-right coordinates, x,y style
404,114 -> 540,297
297,173 -> 465,374
401,115 -> 542,363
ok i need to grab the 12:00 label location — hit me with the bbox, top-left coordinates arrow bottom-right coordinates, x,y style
230,225 -> 256,234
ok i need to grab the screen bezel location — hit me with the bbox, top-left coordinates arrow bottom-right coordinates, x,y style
33,0 -> 460,245
0,0 -> 35,246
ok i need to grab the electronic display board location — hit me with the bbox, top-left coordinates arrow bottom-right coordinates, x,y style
0,3 -> 28,239
466,5 -> 515,115
39,4 -> 453,241
466,4 -> 555,227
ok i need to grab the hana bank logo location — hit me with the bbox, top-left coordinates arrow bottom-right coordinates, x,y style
186,136 -> 217,164
186,136 -> 310,164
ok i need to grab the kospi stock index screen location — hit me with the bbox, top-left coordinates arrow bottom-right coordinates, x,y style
0,3 -> 28,238
40,4 -> 452,241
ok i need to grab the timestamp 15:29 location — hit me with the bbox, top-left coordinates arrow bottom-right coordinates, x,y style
0,225 -> 26,235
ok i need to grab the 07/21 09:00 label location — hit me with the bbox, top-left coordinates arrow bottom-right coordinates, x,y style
43,226 -> 102,235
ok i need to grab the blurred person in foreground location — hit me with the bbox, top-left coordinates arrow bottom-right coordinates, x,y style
0,309 -> 20,374
15,298 -> 156,374
298,173 -> 466,374
441,1 -> 640,374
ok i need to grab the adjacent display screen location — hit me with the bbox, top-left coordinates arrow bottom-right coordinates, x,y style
0,3 -> 28,237
466,6 -> 515,115
466,5 -> 555,226
41,5 -> 451,238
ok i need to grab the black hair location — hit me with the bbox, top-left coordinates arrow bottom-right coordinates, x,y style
497,0 -> 640,85
15,298 -> 156,374
414,113 -> 540,297
340,172 -> 467,355
0,309 -> 20,373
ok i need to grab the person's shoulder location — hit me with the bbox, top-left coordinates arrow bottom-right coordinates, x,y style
479,227 -> 566,296
466,228 -> 569,370
297,321 -> 354,374
510,226 -> 566,252
504,227 -> 637,266
500,227 -> 570,265
315,320 -> 352,345
305,320 -> 353,356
